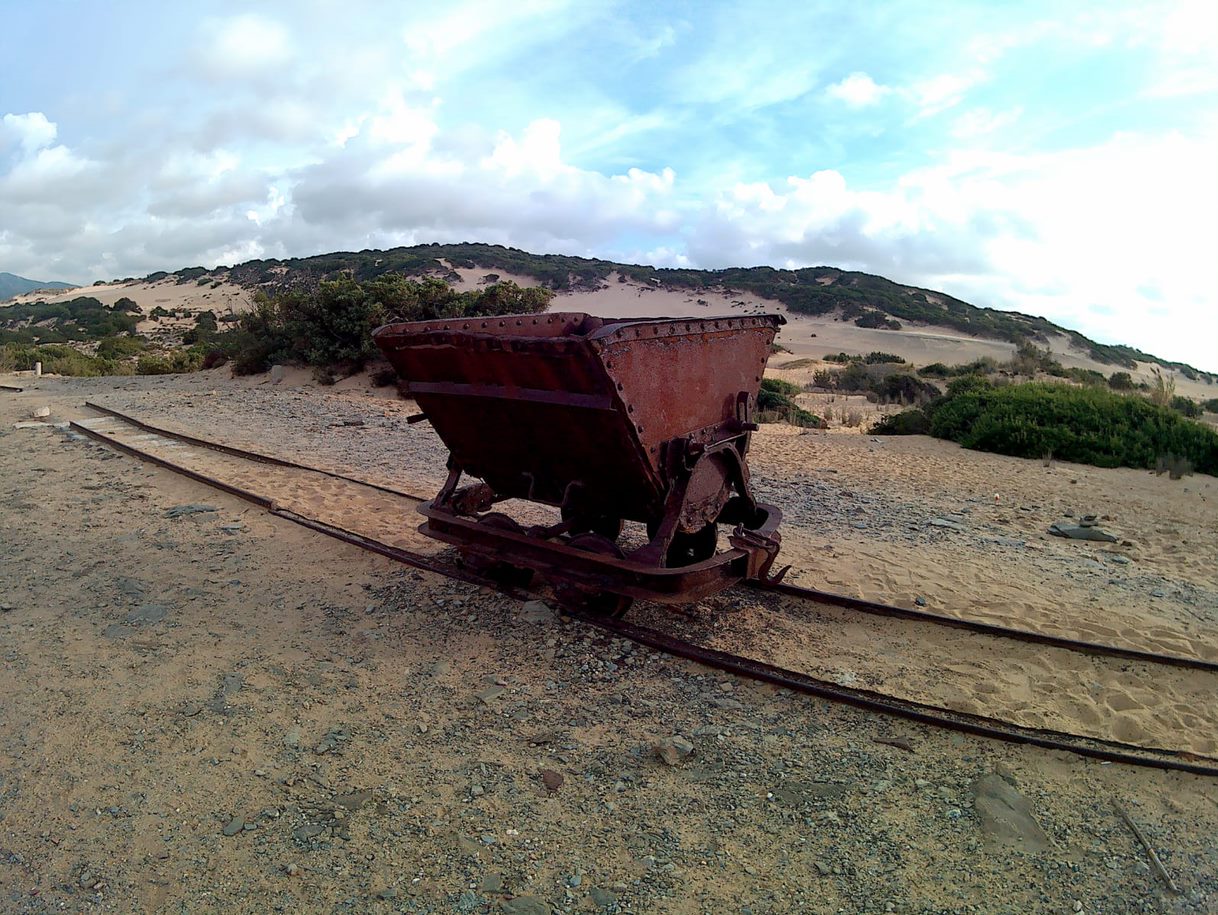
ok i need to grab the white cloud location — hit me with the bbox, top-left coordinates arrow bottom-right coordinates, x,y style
825,72 -> 890,107
1,112 -> 58,155
197,14 -> 293,80
950,106 -> 1023,139
906,70 -> 987,117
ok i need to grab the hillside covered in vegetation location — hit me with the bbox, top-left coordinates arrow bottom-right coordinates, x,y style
152,242 -> 1212,382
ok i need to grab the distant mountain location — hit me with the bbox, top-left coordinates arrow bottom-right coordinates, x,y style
154,242 -> 1214,382
0,272 -> 74,301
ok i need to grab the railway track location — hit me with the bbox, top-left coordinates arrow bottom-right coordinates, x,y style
69,403 -> 1218,776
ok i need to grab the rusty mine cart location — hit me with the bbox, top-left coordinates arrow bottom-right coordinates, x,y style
373,312 -> 786,617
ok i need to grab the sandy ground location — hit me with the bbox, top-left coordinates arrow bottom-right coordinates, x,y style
3,371 -> 1217,913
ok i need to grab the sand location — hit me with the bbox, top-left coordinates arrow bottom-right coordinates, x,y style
4,371 -> 1218,912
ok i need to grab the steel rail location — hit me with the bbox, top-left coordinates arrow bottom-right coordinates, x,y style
68,409 -> 1218,776
753,580 -> 1218,673
82,402 -> 1218,671
81,402 -> 1218,671
82,401 -> 429,502
577,613 -> 1218,777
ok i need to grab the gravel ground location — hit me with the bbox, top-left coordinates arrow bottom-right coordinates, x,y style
1,373 -> 1216,914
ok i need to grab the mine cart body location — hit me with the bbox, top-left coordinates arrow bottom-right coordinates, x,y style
373,311 -> 786,614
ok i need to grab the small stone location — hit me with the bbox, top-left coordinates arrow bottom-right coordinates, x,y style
221,816 -> 244,837
475,685 -> 505,704
164,504 -> 218,519
284,862 -> 299,877
928,517 -> 965,531
501,897 -> 550,915
653,735 -> 695,766
972,773 -> 1049,851
479,873 -> 504,893
520,600 -> 553,623
539,769 -> 564,793
814,861 -> 831,876
31,406 -> 51,418
590,886 -> 618,907
126,603 -> 168,624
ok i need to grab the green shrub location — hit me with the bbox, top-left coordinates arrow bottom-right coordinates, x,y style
757,378 -> 824,428
760,377 -> 802,398
926,378 -> 1217,475
136,350 -> 203,375
95,335 -> 146,359
868,373 -> 940,404
864,351 -> 905,364
224,275 -> 555,375
0,343 -> 133,376
871,409 -> 930,435
1204,398 -> 1218,414
853,311 -> 901,330
1170,395 -> 1202,418
1108,371 -> 1134,390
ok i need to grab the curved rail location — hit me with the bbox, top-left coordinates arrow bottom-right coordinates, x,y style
753,580 -> 1218,673
68,406 -> 1218,776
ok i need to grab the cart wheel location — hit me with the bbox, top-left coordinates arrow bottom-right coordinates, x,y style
560,504 -> 624,541
646,520 -> 719,568
460,513 -> 535,588
552,533 -> 634,618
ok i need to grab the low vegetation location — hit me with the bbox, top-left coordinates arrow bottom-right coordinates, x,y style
757,378 -> 824,428
222,275 -> 554,376
0,296 -> 140,344
872,376 -> 1218,476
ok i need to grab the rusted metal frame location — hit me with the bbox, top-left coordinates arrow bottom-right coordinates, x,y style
407,382 -> 616,411
421,501 -> 774,602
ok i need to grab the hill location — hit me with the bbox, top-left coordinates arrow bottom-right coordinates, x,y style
0,272 -> 74,301
180,243 -> 1210,382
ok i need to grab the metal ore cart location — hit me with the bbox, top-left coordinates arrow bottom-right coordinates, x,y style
372,311 -> 786,616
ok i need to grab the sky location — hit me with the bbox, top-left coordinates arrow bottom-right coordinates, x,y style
2,1 -> 1216,370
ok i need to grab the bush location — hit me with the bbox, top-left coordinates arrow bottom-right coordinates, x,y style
864,351 -> 905,364
868,373 -> 940,405
136,350 -> 203,375
1204,398 -> 1218,414
1170,395 -> 1202,418
757,378 -> 824,428
1108,371 -> 1134,390
225,275 -> 555,375
926,378 -> 1217,475
0,343 -> 133,377
95,335 -> 146,359
760,377 -> 802,398
854,311 -> 901,330
871,409 -> 931,435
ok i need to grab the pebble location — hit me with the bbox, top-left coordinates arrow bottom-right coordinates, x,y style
653,735 -> 695,766
221,816 -> 244,837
